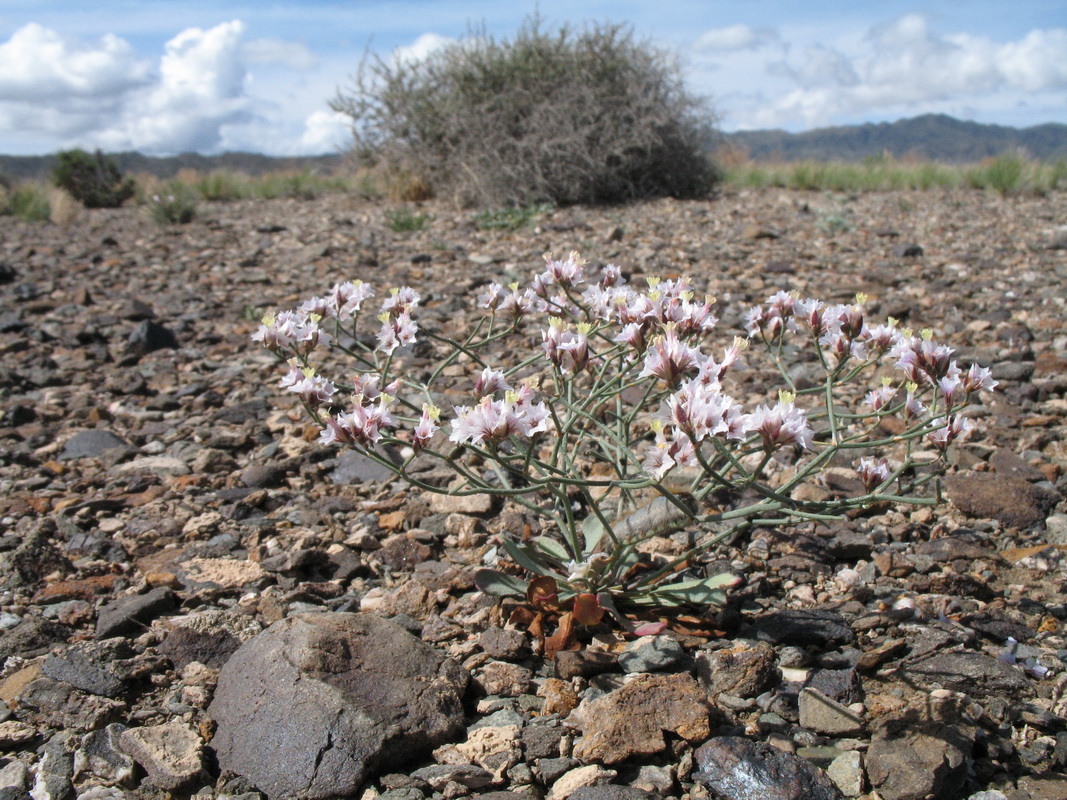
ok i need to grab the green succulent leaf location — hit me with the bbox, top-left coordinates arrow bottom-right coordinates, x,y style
532,535 -> 571,564
500,536 -> 558,578
581,515 -> 606,555
633,573 -> 740,608
474,569 -> 528,598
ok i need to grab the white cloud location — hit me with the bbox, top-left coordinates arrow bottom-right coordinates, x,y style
108,20 -> 251,153
0,23 -> 150,101
694,24 -> 777,53
300,109 -> 350,154
392,32 -> 453,66
709,14 -> 1067,130
0,19 -> 343,155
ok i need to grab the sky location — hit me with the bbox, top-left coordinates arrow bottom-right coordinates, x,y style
0,1 -> 1064,156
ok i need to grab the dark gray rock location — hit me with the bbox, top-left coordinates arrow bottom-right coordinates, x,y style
694,736 -> 844,800
892,243 -> 924,258
42,643 -> 126,698
618,635 -> 687,673
60,430 -> 130,460
95,587 -> 177,639
240,464 -> 287,488
749,609 -> 855,649
126,320 -> 178,354
72,724 -> 135,786
330,448 -> 402,484
0,519 -> 72,591
902,651 -> 1033,697
158,626 -> 240,670
479,627 -> 530,660
0,617 -> 71,661
208,612 -> 468,800
31,731 -> 75,800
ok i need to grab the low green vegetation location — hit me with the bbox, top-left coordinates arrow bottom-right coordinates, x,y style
723,152 -> 1067,194
472,203 -> 553,231
385,207 -> 434,232
2,151 -> 1064,226
0,183 -> 51,221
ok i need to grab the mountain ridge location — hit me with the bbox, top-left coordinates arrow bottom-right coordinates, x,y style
723,113 -> 1067,162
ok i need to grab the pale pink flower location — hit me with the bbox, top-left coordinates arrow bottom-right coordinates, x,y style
474,367 -> 511,397
768,290 -> 797,318
556,324 -> 593,373
893,334 -> 956,384
540,251 -> 586,288
299,295 -> 332,319
477,282 -> 507,310
820,330 -> 868,364
794,298 -> 827,336
856,457 -> 892,492
926,415 -> 974,451
961,364 -> 998,394
614,322 -> 647,356
497,287 -> 536,320
639,326 -> 704,385
283,367 -> 336,408
449,389 -> 548,446
413,404 -> 441,450
938,373 -> 963,407
319,395 -> 397,447
744,394 -> 814,450
744,306 -> 784,339
599,264 -> 625,287
903,385 -> 927,421
642,429 -> 696,480
376,310 -> 418,354
380,286 -> 421,316
862,323 -> 901,353
863,383 -> 898,412
328,280 -> 375,318
666,380 -> 743,442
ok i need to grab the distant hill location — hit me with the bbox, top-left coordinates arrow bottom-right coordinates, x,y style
0,151 -> 343,183
2,115 -> 1066,182
724,114 -> 1067,162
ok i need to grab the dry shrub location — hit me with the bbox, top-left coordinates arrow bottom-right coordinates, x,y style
385,171 -> 432,202
332,16 -> 720,207
48,188 -> 81,226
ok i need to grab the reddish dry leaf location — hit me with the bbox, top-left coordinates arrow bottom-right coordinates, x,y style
573,593 -> 606,625
544,612 -> 578,660
527,576 -> 559,610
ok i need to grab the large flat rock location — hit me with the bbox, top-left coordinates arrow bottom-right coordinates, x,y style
207,612 -> 468,800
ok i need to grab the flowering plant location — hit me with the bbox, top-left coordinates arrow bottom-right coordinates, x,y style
252,251 -> 995,631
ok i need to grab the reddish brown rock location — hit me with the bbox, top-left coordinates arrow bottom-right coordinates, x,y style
573,673 -> 711,763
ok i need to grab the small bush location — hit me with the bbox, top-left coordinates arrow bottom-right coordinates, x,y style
332,16 -> 720,206
7,184 -> 51,221
147,185 -> 197,225
385,207 -> 433,232
51,149 -> 135,208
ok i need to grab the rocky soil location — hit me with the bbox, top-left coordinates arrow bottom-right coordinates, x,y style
0,188 -> 1066,800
